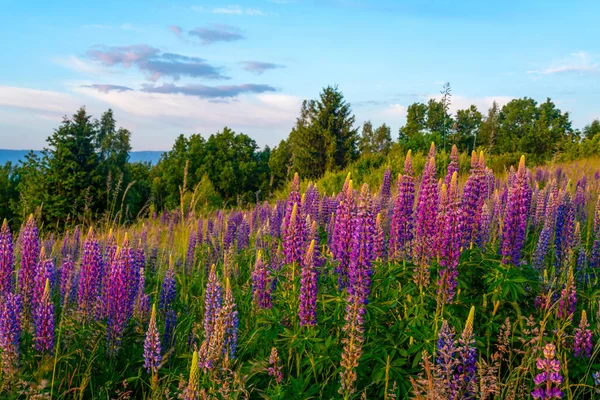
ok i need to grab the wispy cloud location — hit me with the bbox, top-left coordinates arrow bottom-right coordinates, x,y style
0,86 -> 79,114
240,61 -> 285,75
382,104 -> 407,117
169,25 -> 182,38
189,25 -> 245,45
86,45 -> 229,81
81,84 -> 133,93
141,83 -> 277,99
193,5 -> 268,15
528,52 -> 600,76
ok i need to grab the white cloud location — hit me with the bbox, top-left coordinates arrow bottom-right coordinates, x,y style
53,55 -> 115,76
194,5 -> 269,15
530,51 -> 600,76
0,86 -> 80,115
381,103 -> 407,117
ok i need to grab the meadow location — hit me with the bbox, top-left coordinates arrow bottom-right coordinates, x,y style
1,144 -> 600,399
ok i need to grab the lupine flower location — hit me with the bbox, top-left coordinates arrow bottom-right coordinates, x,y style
133,268 -> 150,324
378,166 -> 392,212
78,228 -> 103,321
414,145 -> 439,286
444,144 -> 459,187
435,320 -> 457,398
349,184 -> 375,302
339,186 -> 374,397
144,304 -> 162,373
159,258 -> 176,312
186,229 -> 196,272
220,278 -> 238,360
531,343 -> 563,399
557,271 -> 576,320
106,246 -> 131,356
461,152 -> 487,247
554,189 -> 574,270
201,264 -> 222,366
0,220 -> 13,294
437,172 -> 463,305
163,308 -> 177,350
0,292 -> 21,378
299,239 -> 318,326
268,346 -> 283,384
59,255 -> 75,305
252,251 -> 272,309
72,226 -> 81,260
332,174 -> 355,288
183,351 -> 201,400
476,203 -> 491,249
18,215 -> 40,312
374,213 -> 386,261
389,151 -> 415,261
455,306 -> 477,398
501,156 -> 532,265
589,195 -> 600,269
533,193 -> 557,270
33,278 -> 54,353
594,371 -> 600,386
34,251 -> 56,307
237,218 -> 250,250
574,310 -> 593,358
283,173 -> 306,265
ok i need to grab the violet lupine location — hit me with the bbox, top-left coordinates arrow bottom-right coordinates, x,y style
533,192 -> 557,270
34,252 -> 56,307
163,308 -> 177,350
531,343 -> 563,399
435,320 -> 457,398
444,144 -> 459,187
574,310 -> 593,358
455,306 -> 477,399
268,346 -> 283,384
299,239 -> 318,327
339,184 -> 374,398
283,184 -> 307,266
332,174 -> 355,288
0,219 -> 13,294
33,278 -> 54,353
105,246 -> 131,357
378,166 -> 392,212
557,271 -> 577,320
461,152 -> 487,247
59,255 -> 75,305
0,292 -> 21,378
251,251 -> 272,309
554,189 -> 574,271
186,229 -> 196,272
220,278 -> 238,360
437,172 -> 463,305
18,215 -> 40,312
203,264 -> 223,351
475,203 -> 491,249
414,145 -> 439,286
159,259 -> 176,312
78,228 -> 103,321
500,156 -> 532,266
589,195 -> 600,270
143,304 -> 162,374
133,268 -> 150,324
60,231 -> 70,261
389,151 -> 415,261
374,213 -> 386,262
237,218 -> 250,250
72,226 -> 81,260
534,186 -> 547,228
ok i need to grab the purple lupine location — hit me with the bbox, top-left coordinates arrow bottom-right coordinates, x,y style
574,176 -> 587,222
501,156 -> 532,266
268,346 -> 283,384
554,189 -> 574,271
475,203 -> 491,249
33,278 -> 54,353
0,220 -> 13,294
159,259 -> 176,312
105,246 -> 131,356
414,145 -> 439,286
60,231 -> 70,261
534,186 -> 547,228
186,229 -> 196,273
374,213 -> 386,262
252,251 -> 272,309
203,264 -> 223,349
574,310 -> 593,358
72,226 -> 81,260
18,215 -> 40,312
0,292 -> 21,378
78,229 -> 103,321
455,306 -> 477,399
444,144 -> 459,187
34,252 -> 56,307
349,184 -> 375,301
589,195 -> 600,270
531,343 -> 563,399
144,304 -> 162,374
557,272 -> 576,320
299,239 -> 318,326
59,255 -> 75,305
283,174 -> 307,266
221,278 -> 238,359
533,192 -> 557,270
378,166 -> 392,212
163,308 -> 177,350
332,174 -> 355,288
461,152 -> 487,247
389,151 -> 415,261
237,218 -> 250,250
133,268 -> 150,324
436,320 -> 457,398
437,172 -> 463,305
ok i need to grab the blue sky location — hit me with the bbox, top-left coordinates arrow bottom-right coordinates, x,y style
1,0 -> 599,150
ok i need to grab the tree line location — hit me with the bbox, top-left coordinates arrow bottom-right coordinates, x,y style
1,84 -> 599,229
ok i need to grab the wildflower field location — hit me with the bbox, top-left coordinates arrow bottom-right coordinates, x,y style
2,144 -> 600,399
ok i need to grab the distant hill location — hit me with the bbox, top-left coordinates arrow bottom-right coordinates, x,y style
0,149 -> 164,165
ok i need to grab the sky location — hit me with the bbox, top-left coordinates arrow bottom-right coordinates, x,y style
0,0 -> 599,151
